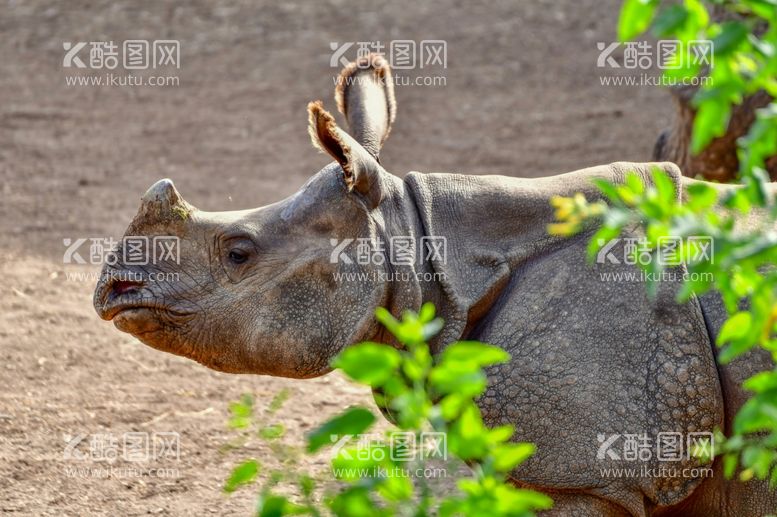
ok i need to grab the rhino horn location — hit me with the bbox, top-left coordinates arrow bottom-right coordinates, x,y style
133,178 -> 194,226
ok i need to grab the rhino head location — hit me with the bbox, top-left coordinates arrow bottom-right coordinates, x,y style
93,54 -> 429,376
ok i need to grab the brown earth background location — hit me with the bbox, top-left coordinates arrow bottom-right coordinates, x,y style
0,0 -> 672,514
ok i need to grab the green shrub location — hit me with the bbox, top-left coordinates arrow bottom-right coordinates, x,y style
552,0 -> 777,490
223,304 -> 552,516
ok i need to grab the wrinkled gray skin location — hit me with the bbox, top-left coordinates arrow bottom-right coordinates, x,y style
94,54 -> 776,516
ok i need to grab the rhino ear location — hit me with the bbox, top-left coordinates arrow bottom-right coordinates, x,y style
307,100 -> 384,208
334,53 -> 396,160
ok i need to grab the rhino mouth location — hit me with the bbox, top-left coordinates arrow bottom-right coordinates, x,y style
94,276 -> 189,324
102,297 -> 172,321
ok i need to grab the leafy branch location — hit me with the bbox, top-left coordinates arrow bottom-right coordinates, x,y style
552,0 -> 777,488
224,304 -> 552,516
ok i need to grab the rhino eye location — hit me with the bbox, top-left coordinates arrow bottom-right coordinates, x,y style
228,249 -> 249,264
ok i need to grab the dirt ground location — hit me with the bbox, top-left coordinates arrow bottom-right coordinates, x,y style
0,0 -> 672,514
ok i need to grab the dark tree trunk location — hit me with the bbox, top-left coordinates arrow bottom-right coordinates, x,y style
653,89 -> 775,183
652,7 -> 776,183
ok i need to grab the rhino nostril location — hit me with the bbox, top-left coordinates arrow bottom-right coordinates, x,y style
113,280 -> 144,296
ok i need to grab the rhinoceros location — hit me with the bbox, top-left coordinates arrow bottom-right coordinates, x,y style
94,54 -> 775,516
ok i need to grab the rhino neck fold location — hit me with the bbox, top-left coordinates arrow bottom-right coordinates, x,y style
364,174 -> 440,348
404,169 -> 606,349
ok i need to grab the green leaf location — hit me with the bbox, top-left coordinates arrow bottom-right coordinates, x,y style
724,453 -> 739,479
717,311 -> 753,347
418,302 -> 436,322
440,341 -> 510,367
684,0 -> 709,29
651,167 -> 676,204
228,394 -> 254,429
724,188 -> 752,213
377,473 -> 414,502
593,179 -> 624,205
625,171 -> 646,196
430,364 -> 487,397
259,424 -> 286,440
268,389 -> 290,413
742,0 -> 777,22
331,442 -> 390,481
692,99 -> 732,154
327,486 -> 382,517
643,253 -> 663,299
493,442 -> 536,471
448,404 -> 490,459
743,370 -> 777,393
224,459 -> 259,493
652,4 -> 689,37
618,0 -> 659,41
333,342 -> 402,387
496,487 -> 554,513
375,307 -> 401,336
488,424 -> 515,444
712,21 -> 749,56
587,223 -> 627,263
307,407 -> 376,453
256,494 -> 308,516
299,475 -> 315,497
686,183 -> 718,212
439,392 -> 468,420
719,337 -> 759,364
